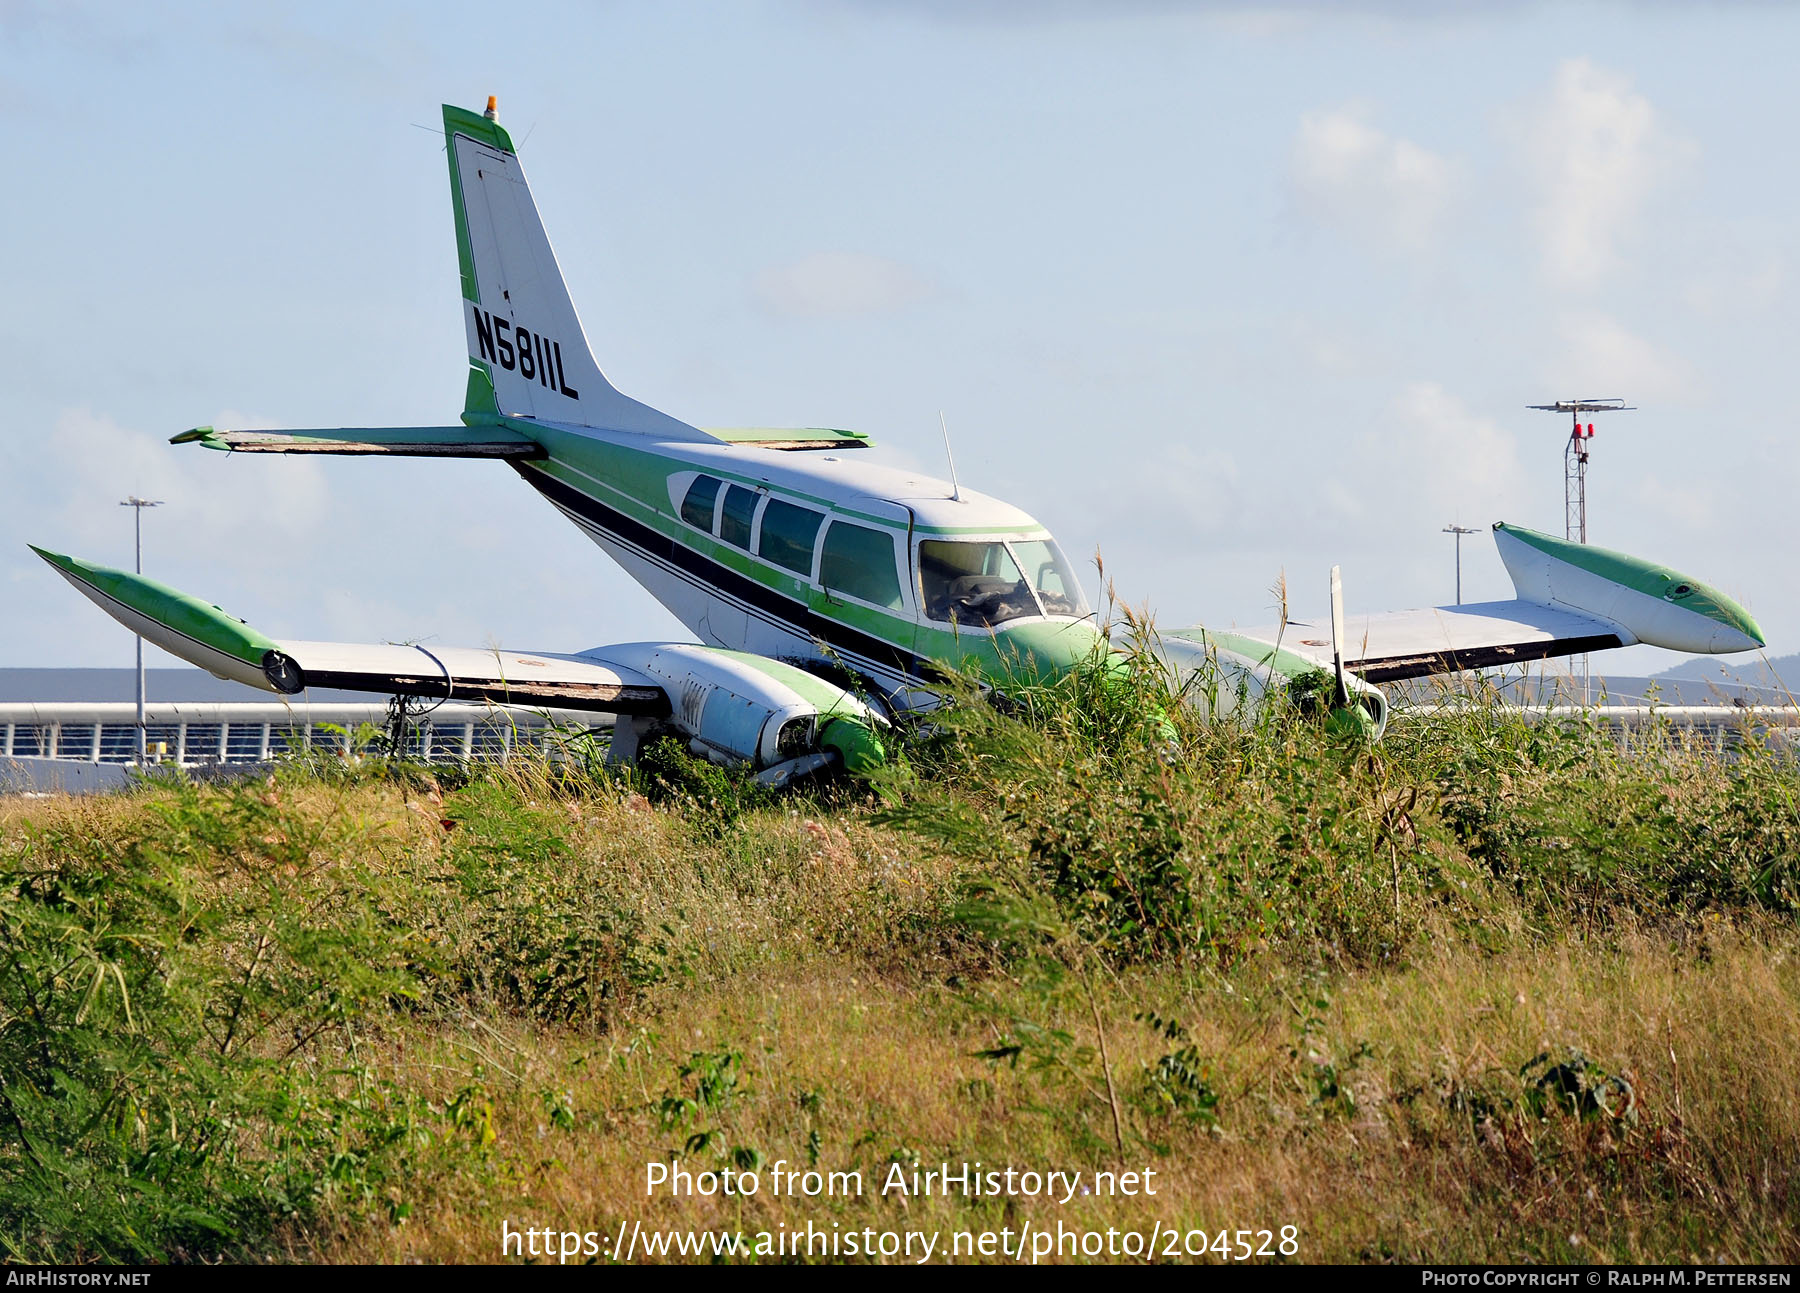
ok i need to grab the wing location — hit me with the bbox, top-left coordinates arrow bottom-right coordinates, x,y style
32,546 -> 662,714
31,546 -> 891,780
1168,522 -> 1764,686
1201,599 -> 1626,684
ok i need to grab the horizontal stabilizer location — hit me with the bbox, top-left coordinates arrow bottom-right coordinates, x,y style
171,424 -> 545,458
32,547 -> 667,715
701,427 -> 874,451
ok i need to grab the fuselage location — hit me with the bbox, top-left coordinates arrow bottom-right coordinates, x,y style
507,419 -> 1106,711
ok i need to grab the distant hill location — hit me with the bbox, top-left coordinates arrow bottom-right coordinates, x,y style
1653,651 -> 1800,688
0,668 -> 369,704
1551,650 -> 1800,706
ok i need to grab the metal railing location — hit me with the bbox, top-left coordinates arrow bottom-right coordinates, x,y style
9,699 -> 1790,771
1401,703 -> 1797,724
1395,703 -> 1799,752
0,701 -> 614,767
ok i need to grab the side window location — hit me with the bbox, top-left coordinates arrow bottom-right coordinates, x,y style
720,484 -> 760,549
821,521 -> 904,609
758,498 -> 825,575
680,475 -> 721,531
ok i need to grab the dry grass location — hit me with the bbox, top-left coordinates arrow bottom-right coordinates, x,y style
303,915 -> 1797,1264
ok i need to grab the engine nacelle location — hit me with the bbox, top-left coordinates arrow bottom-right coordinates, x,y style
1137,632 -> 1389,738
592,642 -> 887,780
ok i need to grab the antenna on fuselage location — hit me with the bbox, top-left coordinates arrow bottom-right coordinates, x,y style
938,410 -> 963,503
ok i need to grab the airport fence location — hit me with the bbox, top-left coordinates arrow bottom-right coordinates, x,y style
0,701 -> 613,767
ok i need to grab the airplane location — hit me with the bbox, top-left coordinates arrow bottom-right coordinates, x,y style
32,98 -> 1767,784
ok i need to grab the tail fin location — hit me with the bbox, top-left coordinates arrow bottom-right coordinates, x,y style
443,100 -> 707,440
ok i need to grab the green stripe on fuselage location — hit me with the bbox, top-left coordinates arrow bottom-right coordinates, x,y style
514,423 -> 1102,684
919,617 -> 1107,685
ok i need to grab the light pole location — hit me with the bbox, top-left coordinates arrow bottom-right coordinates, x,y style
1442,525 -> 1479,606
120,496 -> 163,761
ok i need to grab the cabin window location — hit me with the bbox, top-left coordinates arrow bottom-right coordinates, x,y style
821,521 -> 904,609
680,475 -> 722,531
758,498 -> 825,575
1010,538 -> 1090,617
918,540 -> 1039,627
720,484 -> 760,549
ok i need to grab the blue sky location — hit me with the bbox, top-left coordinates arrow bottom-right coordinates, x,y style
3,0 -> 1794,676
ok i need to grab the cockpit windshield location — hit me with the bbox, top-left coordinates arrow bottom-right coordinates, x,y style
1011,538 -> 1090,617
918,537 -> 1091,627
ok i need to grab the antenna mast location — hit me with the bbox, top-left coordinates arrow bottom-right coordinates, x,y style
1527,398 -> 1633,544
938,410 -> 962,503
1526,398 -> 1633,705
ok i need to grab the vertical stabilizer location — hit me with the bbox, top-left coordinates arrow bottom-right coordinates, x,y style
442,101 -> 707,440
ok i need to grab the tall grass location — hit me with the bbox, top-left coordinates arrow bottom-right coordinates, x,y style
880,646 -> 1800,970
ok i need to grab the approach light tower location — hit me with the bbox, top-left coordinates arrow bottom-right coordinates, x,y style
1527,398 -> 1633,545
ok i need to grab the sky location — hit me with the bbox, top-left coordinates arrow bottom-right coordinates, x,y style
2,0 -> 1795,678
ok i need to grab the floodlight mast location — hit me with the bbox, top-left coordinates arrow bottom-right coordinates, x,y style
1442,524 -> 1480,605
119,496 -> 163,762
1527,398 -> 1633,545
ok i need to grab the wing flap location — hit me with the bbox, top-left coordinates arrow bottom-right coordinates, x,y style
1337,601 -> 1626,682
171,424 -> 545,458
1186,600 -> 1626,686
269,641 -> 668,714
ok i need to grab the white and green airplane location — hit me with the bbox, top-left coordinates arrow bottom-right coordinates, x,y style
33,100 -> 1767,782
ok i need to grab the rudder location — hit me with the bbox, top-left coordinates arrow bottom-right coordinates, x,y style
443,100 -> 705,440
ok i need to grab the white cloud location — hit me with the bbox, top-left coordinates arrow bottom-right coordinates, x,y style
1683,249 -> 1785,318
1549,312 -> 1697,401
1286,316 -> 1386,377
1632,474 -> 1716,533
14,405 -> 330,560
1291,105 -> 1458,252
1366,382 -> 1525,524
1142,442 -> 1245,536
1507,58 -> 1692,286
752,251 -> 936,318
